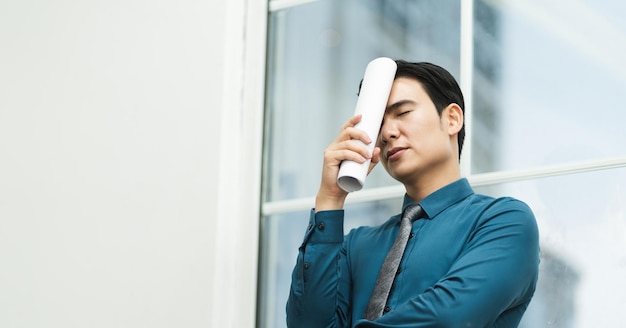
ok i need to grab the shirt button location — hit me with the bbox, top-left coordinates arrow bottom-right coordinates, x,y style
384,306 -> 391,313
409,232 -> 415,239
303,262 -> 310,269
317,222 -> 325,231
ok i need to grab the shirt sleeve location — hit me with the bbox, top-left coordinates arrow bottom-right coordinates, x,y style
353,198 -> 540,328
286,209 -> 353,328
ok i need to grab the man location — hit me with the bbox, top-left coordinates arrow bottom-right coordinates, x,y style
286,61 -> 540,327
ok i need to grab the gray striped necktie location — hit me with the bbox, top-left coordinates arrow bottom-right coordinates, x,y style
363,204 -> 424,320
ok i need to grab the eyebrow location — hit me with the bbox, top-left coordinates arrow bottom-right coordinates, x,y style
385,99 -> 416,113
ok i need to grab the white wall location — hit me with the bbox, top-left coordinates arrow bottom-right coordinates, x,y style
0,1 -> 263,327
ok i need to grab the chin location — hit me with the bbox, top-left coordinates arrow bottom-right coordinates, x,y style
387,169 -> 412,183
387,163 -> 426,184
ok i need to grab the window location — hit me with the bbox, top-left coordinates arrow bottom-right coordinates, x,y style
259,1 -> 626,327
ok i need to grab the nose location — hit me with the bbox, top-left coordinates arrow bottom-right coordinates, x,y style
379,118 -> 398,144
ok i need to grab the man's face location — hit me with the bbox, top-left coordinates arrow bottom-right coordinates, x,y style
377,77 -> 457,184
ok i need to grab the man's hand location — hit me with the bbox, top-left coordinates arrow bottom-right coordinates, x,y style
315,114 -> 381,212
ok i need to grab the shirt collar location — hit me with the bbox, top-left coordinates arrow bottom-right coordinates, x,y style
401,178 -> 474,220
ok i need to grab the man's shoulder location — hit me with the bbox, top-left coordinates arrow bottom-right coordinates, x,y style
467,193 -> 531,209
467,194 -> 536,227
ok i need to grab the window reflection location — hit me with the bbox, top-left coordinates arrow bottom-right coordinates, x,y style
475,168 -> 626,327
472,0 -> 626,173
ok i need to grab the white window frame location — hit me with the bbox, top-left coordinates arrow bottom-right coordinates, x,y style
212,0 -> 267,327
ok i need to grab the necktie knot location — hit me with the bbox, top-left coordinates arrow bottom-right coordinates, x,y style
402,204 -> 424,223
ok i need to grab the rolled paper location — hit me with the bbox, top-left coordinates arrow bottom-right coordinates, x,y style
337,57 -> 397,192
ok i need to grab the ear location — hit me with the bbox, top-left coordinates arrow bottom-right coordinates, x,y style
444,103 -> 463,136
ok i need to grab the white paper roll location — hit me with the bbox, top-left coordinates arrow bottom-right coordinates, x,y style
337,57 -> 397,192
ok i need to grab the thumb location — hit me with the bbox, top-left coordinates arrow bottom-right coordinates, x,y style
367,147 -> 381,175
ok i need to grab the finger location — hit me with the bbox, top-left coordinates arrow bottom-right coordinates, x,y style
340,114 -> 362,130
367,147 -> 380,175
324,150 -> 368,166
338,126 -> 372,145
324,147 -> 371,168
329,139 -> 372,160
338,115 -> 371,142
371,147 -> 380,164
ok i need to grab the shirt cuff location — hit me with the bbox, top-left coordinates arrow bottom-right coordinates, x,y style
305,208 -> 344,244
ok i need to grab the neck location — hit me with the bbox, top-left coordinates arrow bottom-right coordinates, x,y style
403,162 -> 461,203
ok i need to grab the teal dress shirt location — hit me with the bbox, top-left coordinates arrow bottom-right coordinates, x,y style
286,178 -> 540,327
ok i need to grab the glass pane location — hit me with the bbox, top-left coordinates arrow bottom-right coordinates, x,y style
257,197 -> 403,328
474,168 -> 626,328
472,0 -> 626,173
264,0 -> 461,202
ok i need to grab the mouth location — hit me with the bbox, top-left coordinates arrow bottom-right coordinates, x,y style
386,147 -> 408,161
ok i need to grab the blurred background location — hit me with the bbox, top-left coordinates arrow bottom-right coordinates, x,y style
1,0 -> 625,327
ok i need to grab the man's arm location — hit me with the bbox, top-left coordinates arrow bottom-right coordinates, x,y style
354,198 -> 540,328
286,114 -> 381,327
286,209 -> 352,328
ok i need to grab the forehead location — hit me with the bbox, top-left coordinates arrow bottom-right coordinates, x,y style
386,77 -> 429,107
